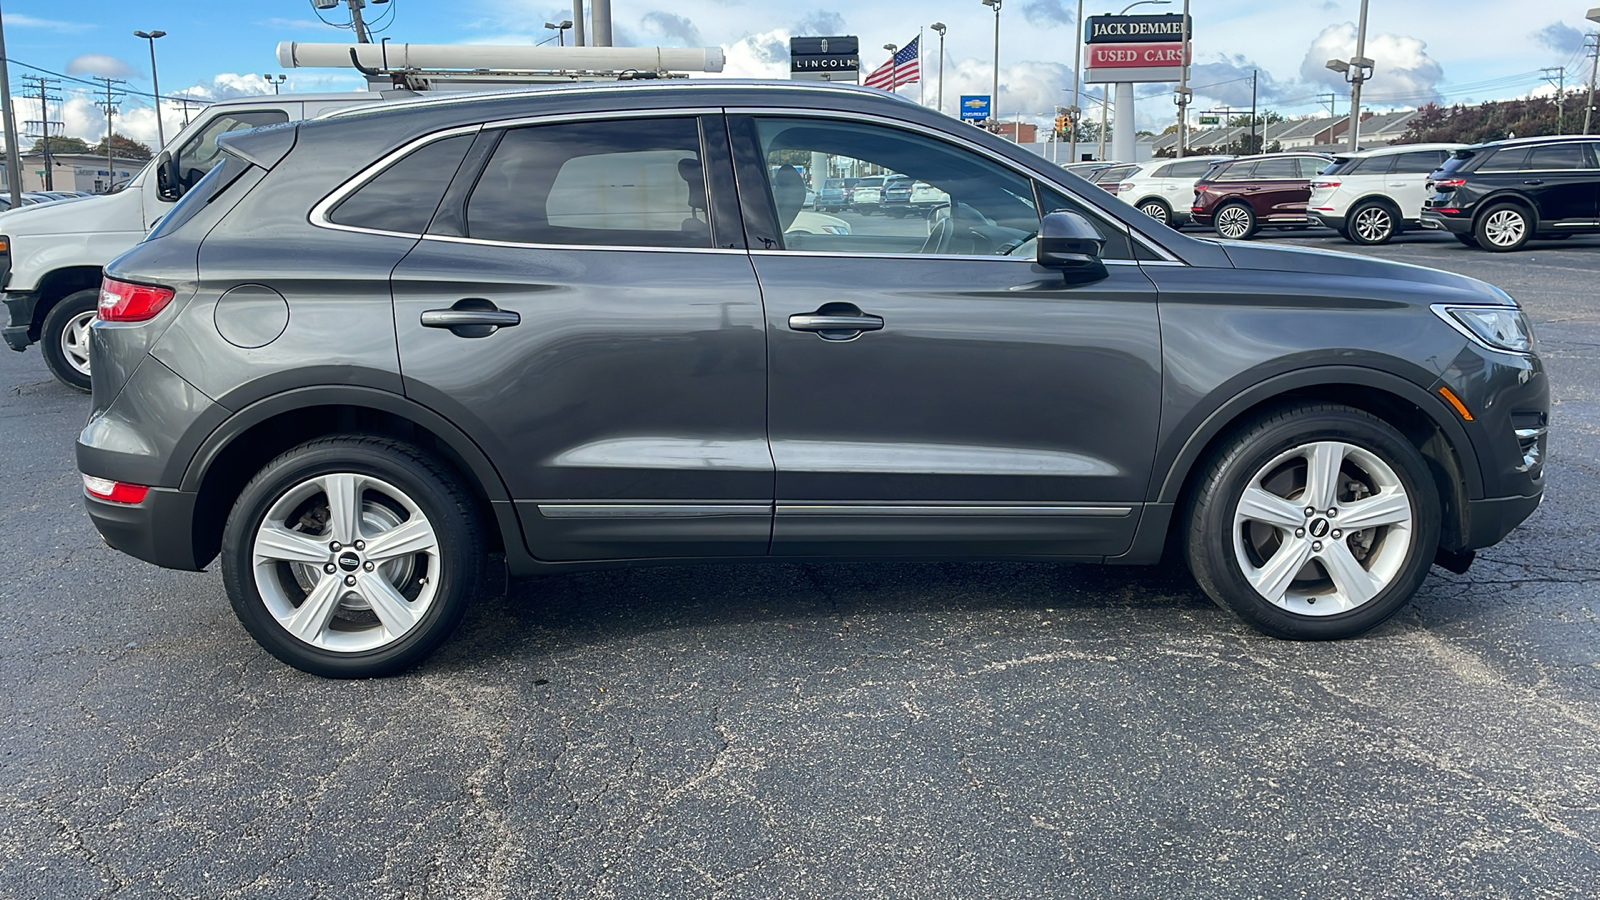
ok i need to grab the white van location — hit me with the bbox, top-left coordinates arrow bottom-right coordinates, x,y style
1,92 -> 395,390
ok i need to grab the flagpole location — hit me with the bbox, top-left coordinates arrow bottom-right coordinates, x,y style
918,27 -> 925,104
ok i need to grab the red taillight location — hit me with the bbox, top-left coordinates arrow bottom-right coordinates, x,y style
1194,185 -> 1209,193
1432,178 -> 1465,189
97,278 -> 175,322
82,474 -> 149,504
1311,179 -> 1341,189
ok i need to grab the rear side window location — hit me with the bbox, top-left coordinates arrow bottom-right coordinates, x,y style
466,118 -> 709,248
1095,165 -> 1138,183
1151,163 -> 1175,178
1252,158 -> 1300,179
1349,155 -> 1396,175
1526,144 -> 1586,170
329,134 -> 474,235
1212,162 -> 1255,181
1478,148 -> 1530,172
1393,150 -> 1447,173
1167,159 -> 1219,178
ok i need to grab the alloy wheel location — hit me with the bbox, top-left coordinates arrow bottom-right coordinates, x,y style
60,310 -> 95,377
1215,206 -> 1253,239
1353,206 -> 1393,243
1231,441 -> 1414,616
1483,209 -> 1526,248
1139,201 -> 1170,225
251,472 -> 440,652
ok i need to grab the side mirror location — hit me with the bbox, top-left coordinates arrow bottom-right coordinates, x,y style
155,152 -> 182,202
1037,210 -> 1108,284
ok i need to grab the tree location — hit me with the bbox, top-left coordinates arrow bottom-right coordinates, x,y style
31,135 -> 89,155
90,132 -> 153,161
1397,93 -> 1577,145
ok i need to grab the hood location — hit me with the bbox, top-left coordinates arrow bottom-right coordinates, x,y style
0,190 -> 145,237
1214,239 -> 1515,305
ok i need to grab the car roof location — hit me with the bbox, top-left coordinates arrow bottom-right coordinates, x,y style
1461,134 -> 1600,151
1333,142 -> 1466,159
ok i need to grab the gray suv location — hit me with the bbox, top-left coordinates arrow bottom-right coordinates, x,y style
79,82 -> 1548,677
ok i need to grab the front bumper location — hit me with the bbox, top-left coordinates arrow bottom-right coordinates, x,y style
1420,210 -> 1472,235
2,289 -> 40,351
1461,492 -> 1543,551
83,487 -> 206,570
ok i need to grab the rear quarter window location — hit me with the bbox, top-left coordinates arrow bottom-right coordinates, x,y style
1477,148 -> 1530,172
328,134 -> 475,235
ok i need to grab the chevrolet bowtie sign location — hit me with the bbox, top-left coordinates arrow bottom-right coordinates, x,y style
1083,13 -> 1191,84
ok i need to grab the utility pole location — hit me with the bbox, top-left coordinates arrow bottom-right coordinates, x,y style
1586,30 -> 1600,136
1174,0 -> 1190,157
346,0 -> 372,43
0,0 -> 23,207
96,77 -> 125,194
570,0 -> 585,46
1070,0 -> 1084,163
22,75 -> 62,191
1318,92 -> 1338,119
1542,67 -> 1566,134
1250,69 -> 1258,153
592,0 -> 612,47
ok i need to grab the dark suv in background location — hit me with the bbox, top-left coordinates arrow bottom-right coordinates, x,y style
880,174 -> 915,217
79,81 -> 1546,677
1191,153 -> 1332,239
1421,136 -> 1600,251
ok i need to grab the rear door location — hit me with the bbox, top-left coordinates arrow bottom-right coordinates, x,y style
1244,157 -> 1312,221
388,113 -> 774,562
1385,149 -> 1449,219
1520,143 -> 1599,226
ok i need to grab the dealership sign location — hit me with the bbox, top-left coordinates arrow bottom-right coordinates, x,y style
790,36 -> 860,82
959,95 -> 991,121
1083,13 -> 1190,83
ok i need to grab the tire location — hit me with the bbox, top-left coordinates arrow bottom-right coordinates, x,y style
1474,202 -> 1533,252
1346,201 -> 1398,245
220,436 -> 487,677
1184,404 -> 1441,640
40,289 -> 99,393
1212,203 -> 1257,240
1137,199 -> 1174,227
1453,233 -> 1480,248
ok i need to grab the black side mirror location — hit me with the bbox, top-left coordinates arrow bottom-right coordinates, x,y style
1037,211 -> 1108,284
155,152 -> 182,202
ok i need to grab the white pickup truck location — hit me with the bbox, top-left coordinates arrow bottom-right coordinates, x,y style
1,92 -> 393,390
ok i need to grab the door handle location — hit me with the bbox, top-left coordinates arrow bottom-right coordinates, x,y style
1522,179 -> 1544,185
788,304 -> 884,341
421,299 -> 520,338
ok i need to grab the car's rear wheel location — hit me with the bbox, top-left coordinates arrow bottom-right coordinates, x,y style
40,289 -> 99,393
1213,203 -> 1257,240
221,436 -> 486,677
1347,201 -> 1397,245
1137,199 -> 1173,226
1185,404 -> 1440,640
1475,203 -> 1533,252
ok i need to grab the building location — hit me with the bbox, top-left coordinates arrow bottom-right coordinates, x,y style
992,121 -> 1038,143
1,152 -> 145,194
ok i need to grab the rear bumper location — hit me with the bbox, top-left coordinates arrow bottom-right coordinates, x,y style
1420,211 -> 1472,235
2,289 -> 40,351
1309,212 -> 1347,232
84,487 -> 206,571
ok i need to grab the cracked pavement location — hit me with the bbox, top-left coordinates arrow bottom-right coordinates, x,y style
2,233 -> 1598,898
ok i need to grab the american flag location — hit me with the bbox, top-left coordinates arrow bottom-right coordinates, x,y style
864,36 -> 920,91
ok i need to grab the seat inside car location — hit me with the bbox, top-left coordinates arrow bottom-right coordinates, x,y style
678,157 -> 710,239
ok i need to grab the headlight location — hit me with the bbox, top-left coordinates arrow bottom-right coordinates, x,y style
1432,304 -> 1537,355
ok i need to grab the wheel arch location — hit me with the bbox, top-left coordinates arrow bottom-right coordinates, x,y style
1472,192 -> 1539,232
26,266 -> 102,338
1155,365 -> 1482,554
181,386 -> 512,569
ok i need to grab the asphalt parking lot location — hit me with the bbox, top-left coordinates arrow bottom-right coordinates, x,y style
3,230 -> 1598,898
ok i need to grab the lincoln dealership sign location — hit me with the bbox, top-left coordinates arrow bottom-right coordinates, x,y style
790,36 -> 860,82
1083,13 -> 1190,83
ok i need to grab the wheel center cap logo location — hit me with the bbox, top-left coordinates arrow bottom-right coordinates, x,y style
1309,518 -> 1330,538
337,552 -> 361,572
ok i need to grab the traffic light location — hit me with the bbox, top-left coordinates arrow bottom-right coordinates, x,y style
1054,115 -> 1068,136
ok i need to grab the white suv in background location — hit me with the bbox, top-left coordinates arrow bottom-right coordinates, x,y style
1114,155 -> 1231,227
1307,143 -> 1465,245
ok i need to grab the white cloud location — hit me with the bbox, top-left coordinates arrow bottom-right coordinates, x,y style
66,54 -> 135,79
1299,23 -> 1444,106
7,13 -> 93,33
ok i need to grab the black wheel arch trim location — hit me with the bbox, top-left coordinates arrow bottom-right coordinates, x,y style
1152,362 -> 1485,506
179,384 -> 512,502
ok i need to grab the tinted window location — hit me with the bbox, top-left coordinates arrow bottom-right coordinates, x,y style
1151,163 -> 1176,178
1436,152 -> 1474,176
1212,161 -> 1256,181
174,109 -> 291,184
1095,165 -> 1139,183
1526,144 -> 1586,170
465,118 -> 710,248
1297,158 -> 1328,179
1393,150 -> 1447,173
1348,155 -> 1395,175
330,135 -> 473,234
1166,159 -> 1219,178
1252,158 -> 1301,179
1478,147 -> 1530,172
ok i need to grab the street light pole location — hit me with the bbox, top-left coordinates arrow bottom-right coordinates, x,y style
263,74 -> 286,95
1175,0 -> 1190,157
1347,0 -> 1370,150
982,0 -> 1002,136
931,23 -> 947,112
0,0 -> 22,207
1071,0 -> 1085,163
884,43 -> 898,95
1586,8 -> 1600,135
134,30 -> 166,149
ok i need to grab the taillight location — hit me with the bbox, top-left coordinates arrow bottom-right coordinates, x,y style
1432,178 -> 1465,189
1117,182 -> 1134,192
98,278 -> 175,322
82,474 -> 149,504
1311,179 -> 1340,189
1194,185 -> 1209,193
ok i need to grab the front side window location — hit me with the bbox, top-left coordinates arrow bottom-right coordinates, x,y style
464,117 -> 711,249
748,116 -> 1129,259
174,110 -> 291,184
1526,144 -> 1586,170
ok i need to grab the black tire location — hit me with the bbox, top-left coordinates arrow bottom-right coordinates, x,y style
39,288 -> 99,393
1212,202 -> 1257,240
1184,404 -> 1441,640
1137,198 -> 1174,227
1345,200 -> 1398,245
221,436 -> 486,677
1474,202 -> 1534,252
1453,233 -> 1480,248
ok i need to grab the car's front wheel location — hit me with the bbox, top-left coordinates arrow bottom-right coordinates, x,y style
1185,404 -> 1440,640
1475,203 -> 1533,252
221,436 -> 486,677
40,289 -> 99,393
1212,203 -> 1257,240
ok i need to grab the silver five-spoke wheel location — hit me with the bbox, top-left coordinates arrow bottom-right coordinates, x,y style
1232,440 -> 1414,616
60,310 -> 95,377
252,472 -> 441,653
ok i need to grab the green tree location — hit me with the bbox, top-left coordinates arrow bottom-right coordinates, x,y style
31,135 -> 89,155
90,132 -> 153,161
1398,93 -> 1576,145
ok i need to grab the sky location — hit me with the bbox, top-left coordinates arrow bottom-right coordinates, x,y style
2,0 -> 1596,150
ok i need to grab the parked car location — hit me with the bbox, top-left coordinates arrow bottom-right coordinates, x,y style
1114,155 -> 1232,227
1089,164 -> 1140,195
816,177 -> 860,212
81,81 -> 1546,677
1191,153 -> 1332,239
1420,136 -> 1600,251
2,92 -> 396,391
851,175 -> 886,214
1308,143 -> 1465,245
1062,161 -> 1116,180
880,174 -> 915,217
909,181 -> 950,214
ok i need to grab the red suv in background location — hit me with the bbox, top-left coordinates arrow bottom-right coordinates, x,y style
1191,153 -> 1332,239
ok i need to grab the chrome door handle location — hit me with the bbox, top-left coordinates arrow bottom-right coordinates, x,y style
788,314 -> 884,332
1523,179 -> 1544,185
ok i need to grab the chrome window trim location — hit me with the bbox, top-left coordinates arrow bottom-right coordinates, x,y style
777,504 -> 1133,517
309,123 -> 484,239
724,106 -> 1182,264
747,249 -> 1144,267
420,233 -> 748,255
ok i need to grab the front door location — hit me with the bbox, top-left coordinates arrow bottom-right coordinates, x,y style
391,114 -> 773,561
729,114 -> 1162,558
1520,142 -> 1600,226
